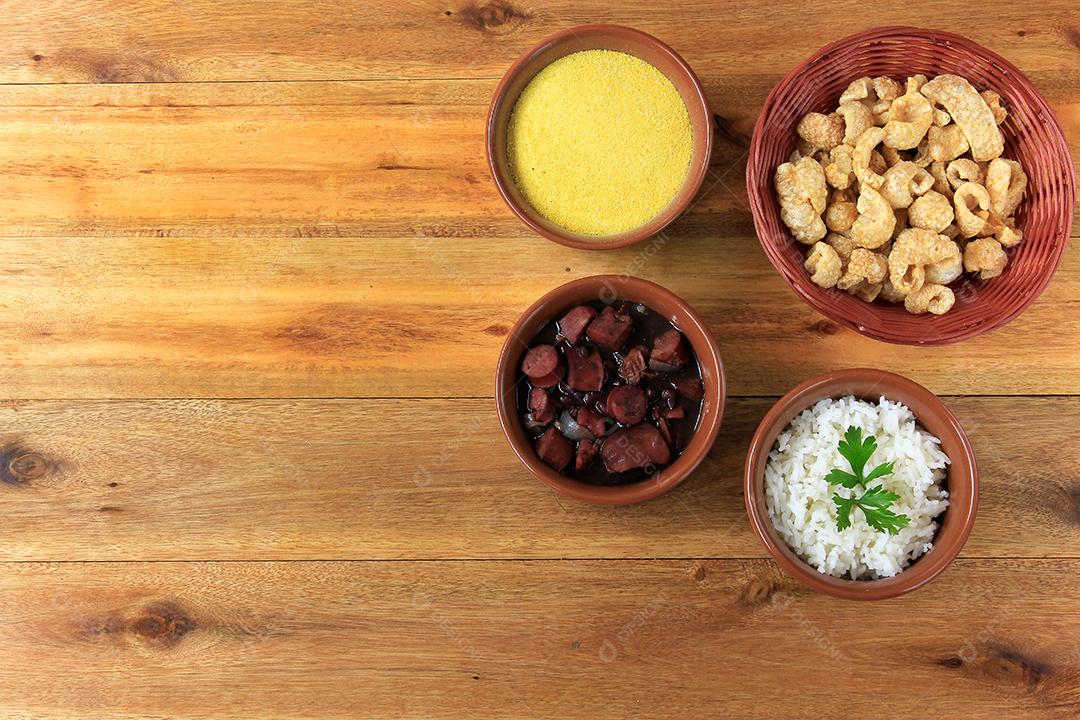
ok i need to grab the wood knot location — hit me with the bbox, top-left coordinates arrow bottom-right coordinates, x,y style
0,443 -> 57,486
939,645 -> 1052,691
981,649 -> 1050,689
127,603 -> 195,647
79,602 -> 195,649
808,319 -> 840,336
483,323 -> 509,336
456,1 -> 530,34
740,577 -> 779,606
9,452 -> 47,480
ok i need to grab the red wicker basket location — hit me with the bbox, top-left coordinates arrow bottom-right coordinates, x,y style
747,27 -> 1075,345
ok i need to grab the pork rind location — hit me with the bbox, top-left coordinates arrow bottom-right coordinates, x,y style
926,124 -> 969,162
797,112 -> 845,150
880,277 -> 907,303
924,238 -> 963,285
921,74 -> 1004,161
997,218 -> 1024,248
804,242 -> 843,288
986,158 -> 1027,218
837,248 -> 888,291
889,228 -> 957,294
963,237 -> 1008,279
780,72 -> 1025,316
953,182 -> 993,238
775,157 -> 828,244
946,158 -> 985,190
837,102 -> 875,145
880,161 -> 933,209
853,127 -> 886,190
825,231 -> 858,261
849,281 -> 883,302
927,161 -> 951,197
823,144 -> 855,189
904,283 -> 955,315
908,190 -> 954,233
980,90 -> 1007,125
849,186 -> 895,249
839,77 -> 874,106
824,189 -> 858,233
883,85 -> 933,150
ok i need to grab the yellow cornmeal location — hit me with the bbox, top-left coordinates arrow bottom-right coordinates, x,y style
506,50 -> 692,236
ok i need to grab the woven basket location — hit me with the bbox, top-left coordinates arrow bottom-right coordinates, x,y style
747,27 -> 1075,345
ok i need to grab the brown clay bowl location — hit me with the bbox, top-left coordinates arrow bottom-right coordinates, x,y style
744,369 -> 978,600
747,26 -> 1075,344
496,275 -> 725,504
487,24 -> 714,250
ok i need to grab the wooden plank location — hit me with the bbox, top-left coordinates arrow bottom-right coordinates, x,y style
0,80 -> 1076,238
1,0 -> 1077,84
0,559 -> 1077,719
2,397 -> 1076,561
0,236 -> 1077,398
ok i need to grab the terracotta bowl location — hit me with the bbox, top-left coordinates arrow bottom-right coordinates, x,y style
487,24 -> 714,250
747,26 -> 1075,344
744,369 -> 978,600
496,275 -> 725,504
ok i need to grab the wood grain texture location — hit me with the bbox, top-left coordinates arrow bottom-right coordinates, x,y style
1,559 -> 1078,719
2,397 -> 1076,561
1,3 -> 1079,718
1,0 -> 1078,84
0,80 -> 1076,238
0,236 -> 1077,398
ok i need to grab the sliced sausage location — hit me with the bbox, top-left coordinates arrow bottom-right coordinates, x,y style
586,305 -> 634,352
558,305 -> 598,345
529,387 -> 555,424
521,344 -> 560,378
529,361 -> 564,389
600,424 -> 671,473
574,438 -> 600,473
575,406 -> 607,438
651,329 -> 690,366
618,345 -> 649,385
606,385 -> 647,425
535,427 -> 572,471
672,377 -> 703,401
566,347 -> 604,391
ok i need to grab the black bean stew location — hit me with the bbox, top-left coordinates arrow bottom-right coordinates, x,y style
516,300 -> 704,485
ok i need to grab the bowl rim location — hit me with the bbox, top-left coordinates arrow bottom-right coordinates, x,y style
486,23 -> 715,251
495,274 -> 726,504
743,368 -> 979,600
746,25 -> 1076,345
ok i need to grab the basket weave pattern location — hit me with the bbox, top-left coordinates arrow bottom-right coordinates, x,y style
747,27 -> 1076,345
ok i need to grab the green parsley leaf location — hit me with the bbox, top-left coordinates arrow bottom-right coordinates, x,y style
863,460 -> 896,485
832,494 -> 855,531
824,468 -> 861,488
837,425 -> 877,478
825,428 -> 909,535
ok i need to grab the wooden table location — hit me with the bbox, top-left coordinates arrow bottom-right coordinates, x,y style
1,2 -> 1078,717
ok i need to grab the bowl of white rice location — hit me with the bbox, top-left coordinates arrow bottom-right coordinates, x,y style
744,368 -> 978,600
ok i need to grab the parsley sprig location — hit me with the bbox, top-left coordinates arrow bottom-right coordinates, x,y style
827,426 -> 909,535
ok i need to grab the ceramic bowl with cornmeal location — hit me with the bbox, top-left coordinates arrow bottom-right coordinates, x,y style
487,25 -> 714,250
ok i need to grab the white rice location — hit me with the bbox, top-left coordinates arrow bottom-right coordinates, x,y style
764,395 -> 950,580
